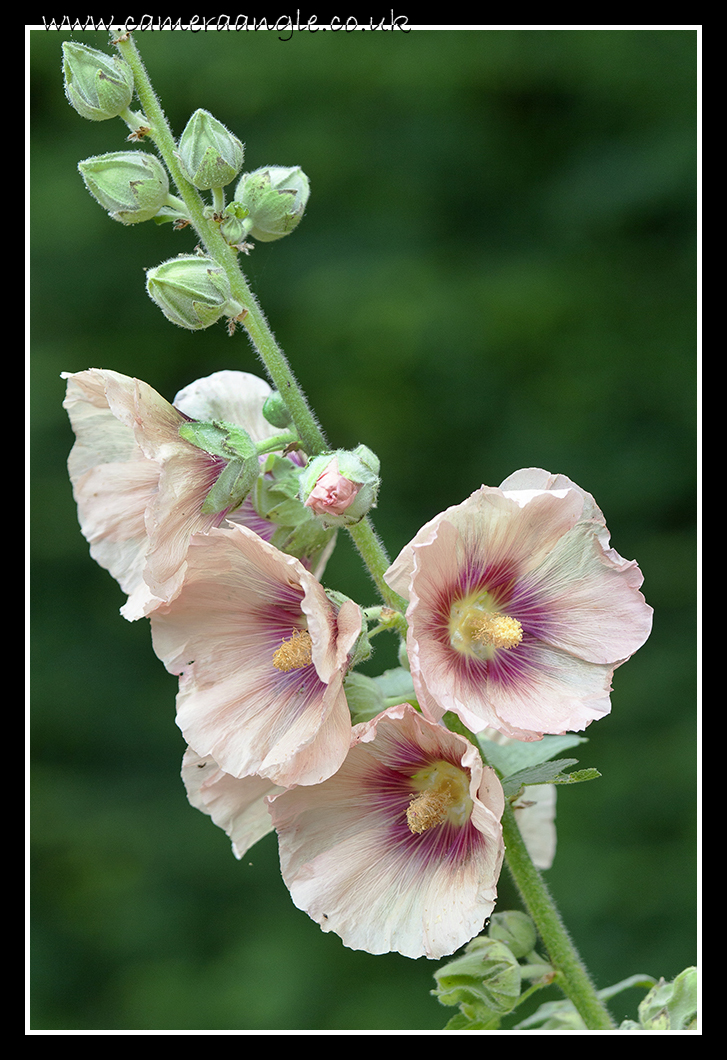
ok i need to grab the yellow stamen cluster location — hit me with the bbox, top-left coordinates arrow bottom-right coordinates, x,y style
406,789 -> 451,834
448,591 -> 523,660
471,612 -> 523,650
405,760 -> 473,835
272,629 -> 313,672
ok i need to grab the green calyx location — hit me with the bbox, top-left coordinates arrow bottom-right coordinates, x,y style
78,151 -> 169,223
177,109 -> 245,190
146,255 -> 242,330
63,42 -> 134,121
230,166 -> 310,242
178,419 -> 259,515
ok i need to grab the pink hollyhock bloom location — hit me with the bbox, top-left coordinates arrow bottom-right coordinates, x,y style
384,468 -> 653,741
63,368 -> 281,619
268,703 -> 505,960
150,523 -> 362,788
304,457 -> 361,517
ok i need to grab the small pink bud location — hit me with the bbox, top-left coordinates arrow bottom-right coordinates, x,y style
304,459 -> 361,516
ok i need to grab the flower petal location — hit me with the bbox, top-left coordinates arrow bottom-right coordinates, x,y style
182,747 -> 281,859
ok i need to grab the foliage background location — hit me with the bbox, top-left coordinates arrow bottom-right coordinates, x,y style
30,26 -> 698,1031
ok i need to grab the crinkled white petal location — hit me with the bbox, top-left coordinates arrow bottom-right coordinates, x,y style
181,747 -> 281,859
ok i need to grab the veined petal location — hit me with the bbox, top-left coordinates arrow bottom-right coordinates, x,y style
182,747 -> 281,859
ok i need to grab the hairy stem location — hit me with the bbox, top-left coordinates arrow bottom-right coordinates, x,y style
114,32 -> 327,458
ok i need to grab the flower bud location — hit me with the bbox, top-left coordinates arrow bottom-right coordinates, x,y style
262,391 -> 293,429
233,166 -> 310,242
177,109 -> 245,190
432,937 -> 522,1021
78,151 -> 169,224
299,445 -> 380,527
487,910 -> 537,960
62,42 -> 134,121
146,255 -> 242,330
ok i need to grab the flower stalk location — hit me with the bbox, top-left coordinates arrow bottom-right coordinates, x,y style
113,32 -> 408,619
444,712 -> 614,1029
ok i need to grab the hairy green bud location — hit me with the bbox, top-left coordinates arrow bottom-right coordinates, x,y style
146,255 -> 242,330
62,42 -> 134,121
177,109 -> 245,190
232,166 -> 310,242
262,392 -> 293,429
78,151 -> 169,224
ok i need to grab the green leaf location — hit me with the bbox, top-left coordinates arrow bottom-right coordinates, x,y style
371,666 -> 416,705
503,759 -> 600,798
478,732 -> 589,778
178,419 -> 257,461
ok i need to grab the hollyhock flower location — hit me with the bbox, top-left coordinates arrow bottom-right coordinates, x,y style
63,368 -> 333,619
150,523 -> 362,788
268,703 -> 505,960
384,468 -> 653,741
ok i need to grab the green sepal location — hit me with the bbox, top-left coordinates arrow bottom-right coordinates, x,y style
432,937 -> 522,1020
200,457 -> 260,515
178,419 -> 257,461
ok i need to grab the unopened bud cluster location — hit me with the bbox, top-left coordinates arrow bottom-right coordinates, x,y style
63,39 -> 311,329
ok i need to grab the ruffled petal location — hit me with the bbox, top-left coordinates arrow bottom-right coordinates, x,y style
182,747 -> 281,858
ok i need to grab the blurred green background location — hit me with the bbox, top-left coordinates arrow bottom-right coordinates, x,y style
30,27 -> 698,1031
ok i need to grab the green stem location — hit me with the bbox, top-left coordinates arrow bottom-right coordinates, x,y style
500,799 -> 614,1029
346,517 -> 408,616
114,33 -> 327,459
444,713 -> 614,1030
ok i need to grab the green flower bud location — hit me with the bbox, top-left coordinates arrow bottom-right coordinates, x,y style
488,910 -> 538,960
298,445 -> 380,528
432,937 -> 522,1020
62,42 -> 134,121
635,967 -> 698,1031
146,255 -> 242,330
78,151 -> 169,224
262,392 -> 293,429
233,166 -> 310,242
177,109 -> 245,190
